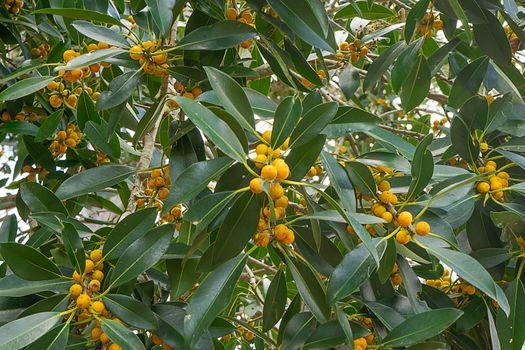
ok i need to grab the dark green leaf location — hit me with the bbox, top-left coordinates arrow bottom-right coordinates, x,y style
26,322 -> 69,350
71,20 -> 129,47
407,134 -> 434,199
0,312 -> 61,350
176,21 -> 257,50
400,55 -> 431,112
335,2 -> 396,20
0,76 -> 55,101
290,102 -> 337,148
19,182 -> 67,215
339,66 -> 360,99
263,270 -> 287,332
76,91 -> 101,130
286,135 -> 326,181
282,312 -> 316,350
145,0 -> 176,36
345,161 -> 377,198
363,41 -> 406,90
96,70 -> 142,110
0,243 -> 62,280
0,275 -> 69,297
473,9 -> 512,66
33,8 -> 125,27
101,318 -> 146,350
62,224 -> 86,276
448,57 -> 489,108
35,110 -> 63,142
104,294 -> 158,329
271,96 -> 302,149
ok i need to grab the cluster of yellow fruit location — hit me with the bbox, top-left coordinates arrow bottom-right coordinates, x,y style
390,262 -> 402,286
395,211 -> 431,245
3,0 -> 23,14
47,81 -> 101,109
168,81 -> 202,109
96,152 -> 110,165
225,7 -> 255,48
22,163 -> 49,182
1,109 -> 42,123
225,323 -> 256,342
353,317 -> 376,350
417,13 -> 443,38
336,39 -> 368,64
49,123 -> 82,157
505,26 -> 520,53
30,43 -> 51,58
353,337 -> 369,350
432,117 -> 449,132
250,131 -> 294,246
426,270 -> 477,296
301,69 -> 326,88
475,160 -> 509,201
151,334 -> 173,350
129,40 -> 169,76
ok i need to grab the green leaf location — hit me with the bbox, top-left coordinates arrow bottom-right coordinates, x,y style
104,208 -> 158,260
76,91 -> 101,130
267,0 -> 336,52
407,134 -> 434,199
35,110 -> 63,142
145,0 -> 176,37
0,275 -> 70,297
71,20 -> 129,47
399,55 -> 431,112
404,0 -> 431,42
366,127 -> 416,160
55,165 -> 135,200
184,255 -> 247,347
96,70 -> 142,110
0,121 -> 39,136
211,192 -> 259,264
163,157 -> 233,212
363,41 -> 406,90
109,224 -> 174,288
0,312 -> 61,350
176,20 -> 257,50
85,121 -> 121,158
101,318 -> 146,350
448,57 -> 489,108
345,161 -> 377,198
166,257 -> 199,299
286,135 -> 326,181
33,8 -> 125,27
55,48 -> 123,71
391,38 -> 424,93
496,278 -> 525,350
339,66 -> 361,99
62,223 -> 86,276
271,96 -> 302,149
326,239 -> 387,304
0,60 -> 48,84
0,243 -> 62,280
473,9 -> 512,66
335,1 -> 395,19
290,102 -> 338,148
428,246 -> 510,315
263,270 -> 287,332
175,97 -> 246,163
428,38 -> 461,76
285,255 -> 330,323
19,182 -> 67,215
0,76 -> 55,101
282,312 -> 317,350
381,308 -> 463,347
183,192 -> 237,235
132,97 -> 166,145
26,322 -> 69,350
22,136 -> 55,172
203,66 -> 255,131
104,294 -> 158,329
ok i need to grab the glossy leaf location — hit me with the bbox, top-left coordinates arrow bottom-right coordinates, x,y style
0,312 -> 61,350
101,318 -> 146,350
271,96 -> 302,149
263,270 -> 287,332
71,20 -> 129,47
290,102 -> 337,148
176,21 -> 257,50
0,243 -> 62,281
0,76 -> 55,101
104,294 -> 158,329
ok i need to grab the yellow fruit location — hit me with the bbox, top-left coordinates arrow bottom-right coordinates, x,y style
85,259 -> 95,273
256,143 -> 268,155
493,191 -> 504,200
226,7 -> 238,20
415,221 -> 430,236
73,271 -> 81,282
92,270 -> 104,282
262,130 -> 272,143
69,284 -> 83,298
480,142 -> 489,153
152,52 -> 167,64
253,154 -> 267,168
274,196 -> 289,208
269,183 -> 284,200
380,191 -> 392,204
63,49 -> 77,62
108,344 -> 122,350
91,300 -> 105,314
476,182 -> 490,194
486,160 -> 497,168
250,178 -> 264,194
100,333 -> 110,344
397,211 -> 413,227
261,165 -> 277,181
484,165 -> 496,172
307,167 -> 317,177
381,212 -> 393,223
254,231 -> 270,247
89,279 -> 101,292
281,230 -> 295,244
433,19 -> 443,29
497,171 -> 510,180
152,335 -> 163,345
490,180 -> 502,191
372,204 -> 386,217
274,224 -> 288,241
158,187 -> 169,200
346,224 -> 355,235
91,327 -> 103,340
273,160 -> 290,180
76,294 -> 91,308
396,230 -> 411,245
391,273 -> 402,285
281,137 -> 290,150
49,95 -> 63,108
378,180 -> 390,192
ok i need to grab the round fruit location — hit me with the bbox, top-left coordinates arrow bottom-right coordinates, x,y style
262,130 -> 272,143
89,279 -> 101,292
395,230 -> 411,245
253,154 -> 267,168
256,144 -> 268,155
69,284 -> 83,298
90,249 -> 103,262
274,196 -> 289,208
274,161 -> 290,180
72,271 -> 81,282
108,344 -> 123,350
378,180 -> 390,192
397,212 -> 413,227
269,183 -> 284,200
415,221 -> 430,236
273,224 -> 288,241
85,259 -> 95,273
281,230 -> 295,244
476,182 -> 490,193
91,327 -> 103,340
391,273 -> 402,286
261,165 -> 277,181
100,333 -> 110,344
91,300 -> 105,314
76,294 -> 91,308
381,212 -> 393,223
249,178 -> 264,194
